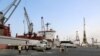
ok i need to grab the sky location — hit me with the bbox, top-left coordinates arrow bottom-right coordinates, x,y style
0,0 -> 100,43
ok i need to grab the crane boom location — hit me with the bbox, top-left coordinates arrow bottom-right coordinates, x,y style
3,0 -> 17,16
24,7 -> 30,26
24,7 -> 33,34
4,0 -> 21,24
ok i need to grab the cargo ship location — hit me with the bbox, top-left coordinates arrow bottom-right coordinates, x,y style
0,0 -> 56,49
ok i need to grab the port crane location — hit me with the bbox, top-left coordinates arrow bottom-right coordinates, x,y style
0,0 -> 29,49
24,7 -> 33,37
0,0 -> 21,36
81,17 -> 88,47
16,8 -> 44,40
74,31 -> 80,46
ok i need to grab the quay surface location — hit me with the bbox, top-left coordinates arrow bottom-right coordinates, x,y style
0,48 -> 100,56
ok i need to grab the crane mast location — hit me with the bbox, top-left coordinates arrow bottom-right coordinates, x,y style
24,7 -> 33,34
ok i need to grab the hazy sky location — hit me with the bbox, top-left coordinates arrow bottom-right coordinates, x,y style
0,0 -> 100,43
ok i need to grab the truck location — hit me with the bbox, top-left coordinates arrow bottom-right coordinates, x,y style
27,40 -> 47,51
41,40 -> 52,50
32,39 -> 52,51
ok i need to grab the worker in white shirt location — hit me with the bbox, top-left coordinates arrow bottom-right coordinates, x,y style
18,45 -> 22,54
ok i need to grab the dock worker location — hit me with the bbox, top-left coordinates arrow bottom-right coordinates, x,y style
26,45 -> 29,52
25,41 -> 29,52
60,45 -> 65,52
18,44 -> 22,54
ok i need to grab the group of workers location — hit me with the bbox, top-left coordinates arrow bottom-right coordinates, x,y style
18,45 -> 65,54
18,45 -> 29,54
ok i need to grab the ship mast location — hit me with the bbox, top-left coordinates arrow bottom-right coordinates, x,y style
45,22 -> 50,31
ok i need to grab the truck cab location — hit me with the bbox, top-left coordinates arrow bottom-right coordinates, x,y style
33,40 -> 47,51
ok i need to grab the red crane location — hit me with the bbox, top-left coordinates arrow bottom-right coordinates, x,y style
0,0 -> 21,36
